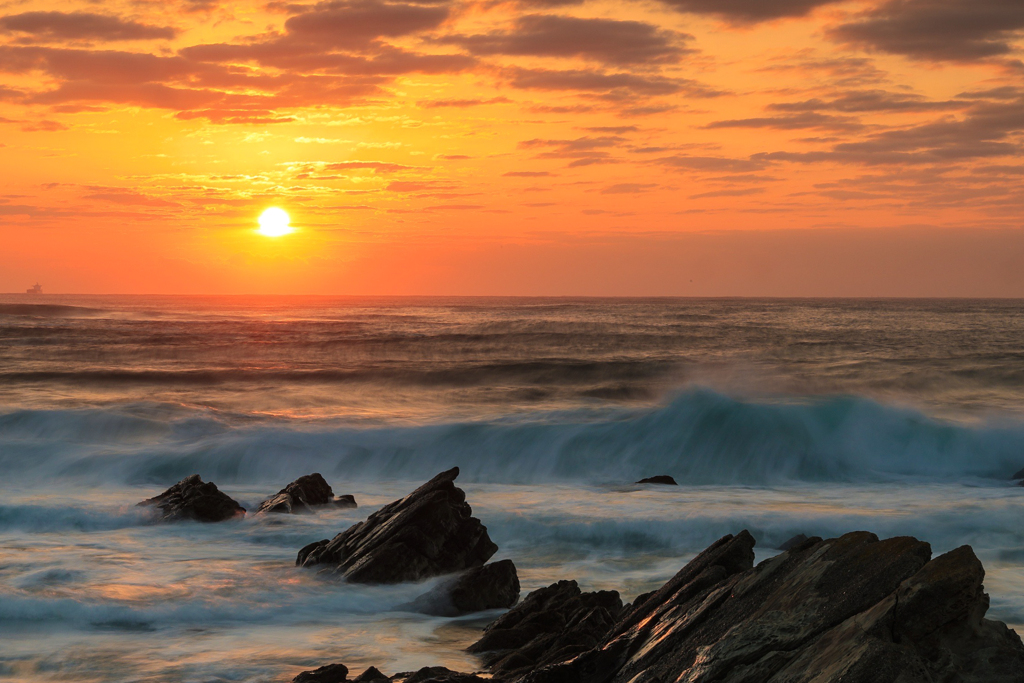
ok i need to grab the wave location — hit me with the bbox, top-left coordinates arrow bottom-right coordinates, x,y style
2,389 -> 1023,486
0,303 -> 105,317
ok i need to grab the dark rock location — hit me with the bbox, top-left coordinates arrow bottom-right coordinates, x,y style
506,530 -> 1024,683
777,533 -> 818,551
394,667 -> 485,683
334,494 -> 358,509
468,579 -> 623,679
296,467 -> 497,584
136,474 -> 245,523
1011,466 -> 1024,480
351,668 -> 388,683
635,475 -> 677,486
258,473 -> 336,514
408,559 -> 520,616
292,663 -> 348,683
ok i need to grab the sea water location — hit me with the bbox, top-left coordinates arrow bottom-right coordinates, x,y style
1,296 -> 1023,682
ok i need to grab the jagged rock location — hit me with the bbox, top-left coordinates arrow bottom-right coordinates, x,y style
258,473 -> 336,514
352,668 -> 388,683
635,475 -> 677,486
394,667 -> 485,683
136,474 -> 245,523
296,468 -> 497,584
334,494 -> 358,509
777,533 -> 816,551
1011,466 -> 1024,480
508,531 -> 1024,683
468,579 -> 623,679
293,663 -> 348,683
408,559 -> 521,616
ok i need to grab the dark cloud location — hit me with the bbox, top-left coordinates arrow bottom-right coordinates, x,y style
504,171 -> 553,176
655,155 -> 769,172
657,0 -> 840,24
507,67 -> 719,98
519,135 -> 625,166
441,15 -> 690,66
284,0 -> 450,46
754,95 -> 1024,165
689,187 -> 765,199
600,182 -> 657,193
829,0 -> 1024,62
705,112 -> 863,132
0,11 -> 176,41
770,90 -> 965,113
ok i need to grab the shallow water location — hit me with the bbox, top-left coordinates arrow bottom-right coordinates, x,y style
2,296 -> 1023,681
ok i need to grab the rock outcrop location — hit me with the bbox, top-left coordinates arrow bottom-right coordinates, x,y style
257,473 -> 355,514
468,579 -> 624,680
777,533 -> 810,550
1011,466 -> 1024,480
488,530 -> 1024,683
136,474 -> 245,523
296,467 -> 497,584
635,475 -> 677,486
293,666 -> 484,683
408,559 -> 521,617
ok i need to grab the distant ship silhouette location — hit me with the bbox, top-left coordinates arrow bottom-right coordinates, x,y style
26,283 -> 42,294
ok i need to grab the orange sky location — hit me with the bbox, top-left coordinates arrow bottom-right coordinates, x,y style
0,0 -> 1022,295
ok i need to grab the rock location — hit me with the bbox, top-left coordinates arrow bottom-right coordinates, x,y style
777,533 -> 817,551
507,530 -> 1024,683
468,579 -> 623,679
258,473 -> 336,514
394,667 -> 485,683
351,668 -> 388,683
296,467 -> 497,584
293,663 -> 348,683
334,494 -> 358,509
1011,466 -> 1024,480
136,474 -> 245,523
635,475 -> 677,486
408,559 -> 521,617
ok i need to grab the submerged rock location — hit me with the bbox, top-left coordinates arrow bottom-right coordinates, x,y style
635,475 -> 677,486
1011,466 -> 1024,480
257,473 -> 353,514
468,579 -> 624,679
136,474 -> 245,523
500,530 -> 1024,683
334,494 -> 358,509
408,559 -> 521,616
296,467 -> 497,584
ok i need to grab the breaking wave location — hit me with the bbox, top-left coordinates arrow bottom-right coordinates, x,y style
2,389 -> 1023,487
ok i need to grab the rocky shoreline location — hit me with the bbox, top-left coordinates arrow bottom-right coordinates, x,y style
136,470 -> 1024,682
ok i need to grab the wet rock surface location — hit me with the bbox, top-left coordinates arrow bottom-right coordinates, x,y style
294,666 -> 484,683
408,559 -> 521,617
468,579 -> 624,679
501,531 -> 1024,683
257,473 -> 354,514
296,467 -> 497,584
136,474 -> 245,523
635,475 -> 677,485
1011,466 -> 1024,480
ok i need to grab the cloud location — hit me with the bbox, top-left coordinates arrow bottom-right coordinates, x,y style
507,67 -> 719,98
829,0 -> 1024,62
769,90 -> 964,113
504,171 -> 553,176
419,96 -> 511,108
656,155 -> 769,172
0,11 -> 176,41
688,187 -> 765,199
283,0 -> 450,47
657,0 -> 840,24
441,14 -> 690,66
705,111 -> 863,131
600,183 -> 657,193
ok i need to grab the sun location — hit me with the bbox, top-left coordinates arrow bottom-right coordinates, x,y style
257,207 -> 294,237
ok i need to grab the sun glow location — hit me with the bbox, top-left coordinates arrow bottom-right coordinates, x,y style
257,208 -> 293,237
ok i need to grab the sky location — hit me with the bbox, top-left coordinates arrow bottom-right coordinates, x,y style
0,0 -> 1022,295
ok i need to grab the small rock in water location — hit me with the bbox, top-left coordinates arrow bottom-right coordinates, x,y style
635,475 -> 677,485
293,663 -> 349,683
333,494 -> 358,509
1011,466 -> 1024,480
136,474 -> 245,523
407,559 -> 520,616
296,467 -> 497,584
257,473 -> 338,514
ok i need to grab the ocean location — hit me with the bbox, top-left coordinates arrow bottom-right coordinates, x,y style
1,296 -> 1023,682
